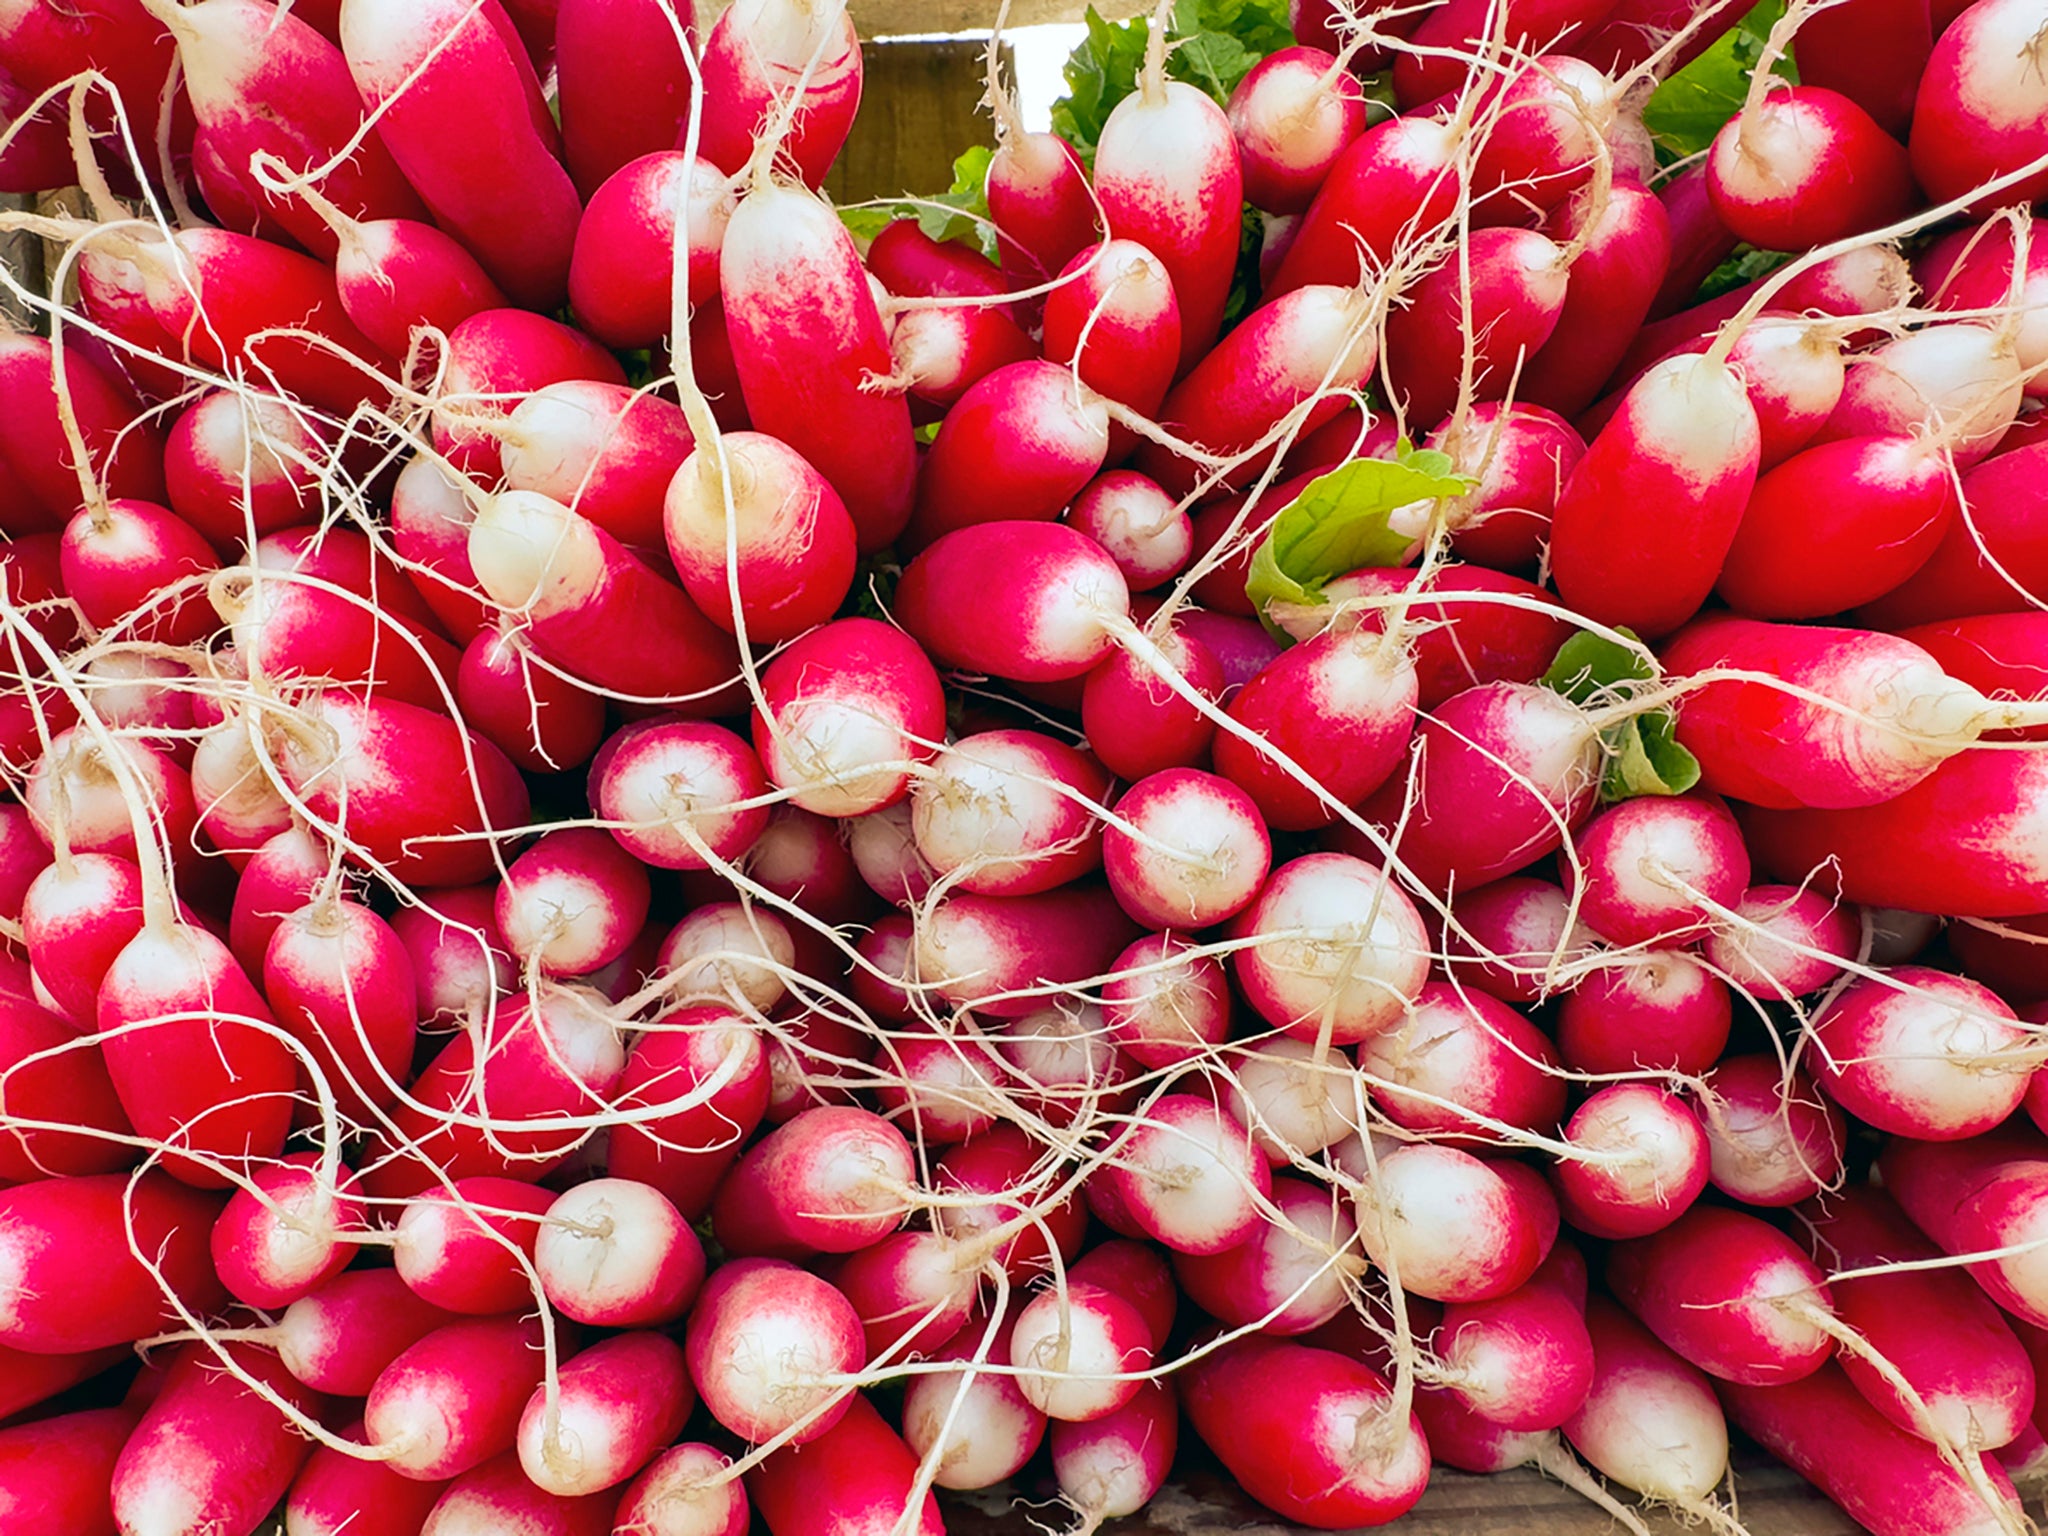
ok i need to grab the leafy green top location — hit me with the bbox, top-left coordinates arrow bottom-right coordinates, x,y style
1053,0 -> 1294,159
1640,0 -> 1798,161
1243,447 -> 1472,630
840,146 -> 998,257
1540,630 -> 1702,801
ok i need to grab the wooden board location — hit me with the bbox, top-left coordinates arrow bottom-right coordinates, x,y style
822,38 -> 1006,205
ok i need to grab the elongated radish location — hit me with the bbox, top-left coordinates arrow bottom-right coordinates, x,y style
1353,1143 -> 1558,1302
1909,0 -> 2048,209
1520,180 -> 1672,417
1881,1126 -> 2048,1327
392,1176 -> 554,1314
59,498 -> 217,645
164,390 -> 324,546
1707,85 -> 1914,250
272,1269 -> 454,1396
897,521 -> 1130,684
365,1312 -> 562,1480
1173,1172 -> 1360,1335
0,333 -> 166,525
910,729 -> 1109,899
902,1321 -> 1047,1489
1609,1205 -> 1835,1385
606,1007 -> 771,1217
1433,1281 -> 1596,1431
210,1150 -> 363,1309
286,1419 -> 447,1536
1700,1055 -> 1847,1208
907,359 -> 1111,547
389,885 -> 511,1028
1099,931 -> 1233,1068
1721,1363 -> 2024,1536
1563,1298 -> 1732,1514
1701,884 -> 1860,998
614,1443 -> 747,1536
495,380 -> 693,554
0,992 -> 134,1179
391,455 -> 493,643
685,1256 -> 863,1444
341,0 -> 580,308
746,1392 -> 942,1536
1228,45 -> 1367,214
457,624 -> 607,774
693,0 -> 860,186
432,309 -> 627,478
720,180 -> 915,550
1049,1381 -> 1177,1530
1180,1335 -> 1431,1528
1356,980 -> 1567,1143
1270,115 -> 1462,295
555,0 -> 695,197
1820,322 -> 2023,467
418,1450 -> 619,1534
1007,1280 -> 1154,1423
1857,441 -> 2048,625
0,1171 -> 227,1352
710,1103 -> 913,1257
517,1330 -> 692,1496
1040,238 -> 1182,461
363,985 -> 625,1199
572,151 -> 731,351
0,1405 -> 139,1536
534,1177 -> 705,1326
1386,229 -> 1570,429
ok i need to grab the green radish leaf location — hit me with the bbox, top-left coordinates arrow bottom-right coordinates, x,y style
838,145 -> 997,257
1641,0 -> 1798,164
1696,244 -> 1794,301
1539,628 -> 1702,801
1244,447 -> 1473,629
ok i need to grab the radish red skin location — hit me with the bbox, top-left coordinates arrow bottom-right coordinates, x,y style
746,1392 -> 943,1536
896,521 -> 1131,684
1320,565 -> 1575,708
986,128 -> 1097,277
1608,1205 -> 1835,1385
1910,0 -> 2048,210
0,993 -> 134,1180
1270,117 -> 1461,295
341,0 -> 581,309
1792,0 -> 1931,137
1384,228 -> 1570,428
1809,966 -> 2029,1140
1040,238 -> 1182,462
555,0 -> 695,197
0,1172 -> 228,1353
516,1330 -> 694,1496
1552,1084 -> 1711,1241
1521,180 -> 1672,418
686,1257 -> 866,1446
607,1009 -> 771,1218
0,1405 -> 139,1536
1720,1363 -> 2024,1536
0,334 -> 167,527
1357,980 -> 1568,1144
457,626 -> 608,774
691,0 -> 861,188
1857,441 -> 2048,625
366,1312 -> 563,1481
1700,1055 -> 1847,1209
1179,1336 -> 1431,1528
1706,86 -> 1915,252
568,151 -> 729,347
287,1419 -> 447,1536
1556,951 -> 1733,1077
210,1151 -> 363,1309
394,1176 -> 556,1315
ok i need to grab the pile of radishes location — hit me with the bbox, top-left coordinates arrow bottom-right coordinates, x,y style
4,0 -> 2048,1531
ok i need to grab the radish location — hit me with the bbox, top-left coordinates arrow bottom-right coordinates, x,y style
229,830 -> 332,978
0,1172 -> 227,1352
1179,1335 -> 1431,1528
112,1339 -> 321,1535
1555,950 -> 1733,1077
931,1126 -> 1086,1281
1173,1172 -> 1361,1334
873,1028 -> 1005,1145
498,380 -> 695,553
555,0 -> 695,197
1649,161 -> 1738,317
1431,406 -> 1586,576
1080,624 -> 1223,781
271,1269 -> 454,1396
1548,351 -> 1761,637
592,717 -> 770,872
1356,980 -> 1568,1144
903,1323 -> 1048,1489
1898,613 -> 2048,741
656,902 -> 797,1012
143,0 -> 425,255
1707,85 -> 1914,250
1229,851 -> 1427,1044
685,1256 -> 864,1444
534,1176 -> 706,1327
518,1330 -> 692,1496
0,64 -> 83,195
1552,1084 -> 1710,1240
1269,115 -> 1462,295
1701,884 -> 1860,998
1101,767 -> 1270,930
719,180 -> 916,550
0,334 -> 166,524
1808,966 -> 2033,1140
1881,1127 -> 2048,1327
340,0 -> 580,308
1007,1280 -> 1154,1422
1094,1092 -> 1270,1257
1794,0 -> 1933,136
745,1393 -> 943,1536
1040,238 -> 1183,461
495,827 -> 653,979
984,67 -> 1096,276
0,1405 -> 139,1536
1721,1363 -> 2025,1536
897,521 -> 1131,685
848,812 -> 939,912
22,730 -> 194,875
1700,1056 -> 1847,1208
1820,322 -> 2023,467
261,891 -> 418,1119
286,1420 -> 447,1536
1137,281 -> 1378,497
1351,680 -> 1604,894
887,299 -> 1038,411
607,1006 -> 772,1218
1910,0 -> 2048,210
363,985 -> 626,1199
1611,315 -> 1853,473
1432,1280 -> 1596,1431
1099,931 -> 1232,1068
1228,45 -> 1368,215
827,1228 -> 980,1361
569,151 -> 729,348
1385,228 -> 1571,429
1440,876 -> 1600,1004
664,430 -> 859,643
97,910 -> 297,1187
1857,442 -> 2048,625
1066,471 -> 1193,591
1352,1143 -> 1558,1303
392,1176 -> 555,1315
614,1444 -> 748,1536
694,0 -> 860,186
1094,28 -> 1242,367
365,1312 -> 564,1480
1802,1184 -> 2034,1452
273,691 -> 530,887
1048,1381 -> 1178,1531
751,617 -> 945,818
432,310 -> 628,479
390,455 -> 493,643
1741,746 -> 2048,916
710,1103 -> 913,1257
907,359 -> 1111,548
1563,1298 -> 1733,1518
1562,792 -> 1749,947
1717,434 -> 1960,618
417,1450 -> 619,1534
1919,215 -> 2048,401
58,498 -> 217,645
911,729 -> 1110,899
1519,186 -> 1672,419
467,489 -> 739,709
456,624 -> 607,774
1215,1037 -> 1353,1163
1608,1205 -> 1835,1385
0,992 -> 134,1180
390,885 -> 511,1027
215,562 -> 459,710
1394,0 -> 1619,105
163,390 -> 324,547
210,1150 -> 364,1309
1657,614 -> 2037,811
